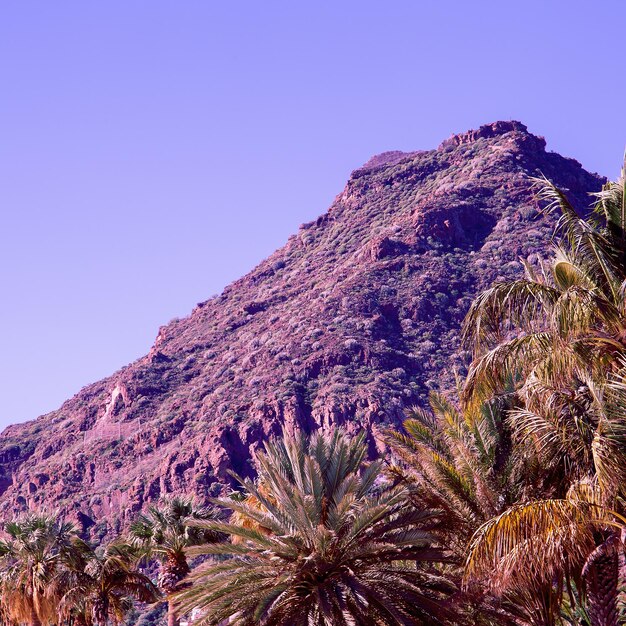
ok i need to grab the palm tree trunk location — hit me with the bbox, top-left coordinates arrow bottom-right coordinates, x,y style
159,553 -> 190,626
29,606 -> 41,626
620,528 -> 626,603
167,601 -> 179,626
583,535 -> 620,626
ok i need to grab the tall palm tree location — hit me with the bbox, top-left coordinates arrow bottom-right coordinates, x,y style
130,497 -> 221,626
58,541 -> 160,626
0,513 -> 88,626
461,167 -> 626,625
385,391 -> 562,625
174,429 -> 459,626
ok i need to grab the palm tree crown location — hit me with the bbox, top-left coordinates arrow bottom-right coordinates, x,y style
58,541 -> 159,626
174,429 -> 459,626
130,496 -> 221,626
385,391 -> 522,552
0,513 -> 88,626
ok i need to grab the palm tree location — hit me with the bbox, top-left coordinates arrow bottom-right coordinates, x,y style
464,496 -> 626,626
385,391 -> 522,551
461,167 -> 626,624
385,391 -> 563,625
174,429 -> 459,626
463,369 -> 626,626
130,497 -> 221,626
0,513 -> 88,626
462,167 -> 626,442
58,541 -> 160,626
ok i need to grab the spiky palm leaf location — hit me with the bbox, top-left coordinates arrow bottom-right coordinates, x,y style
462,170 -> 626,417
58,541 -> 159,626
464,495 -> 626,620
385,392 -> 562,625
174,429 -> 459,626
385,392 -> 519,552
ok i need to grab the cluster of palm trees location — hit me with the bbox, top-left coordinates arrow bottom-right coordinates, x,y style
458,170 -> 626,624
2,167 -> 626,625
0,514 -> 155,626
0,500 -> 222,626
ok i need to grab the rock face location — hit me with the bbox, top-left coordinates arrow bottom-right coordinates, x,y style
0,122 -> 603,535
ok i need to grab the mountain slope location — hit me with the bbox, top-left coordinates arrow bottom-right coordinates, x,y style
0,121 -> 603,535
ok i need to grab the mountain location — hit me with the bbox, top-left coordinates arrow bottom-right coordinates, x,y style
0,121 -> 603,537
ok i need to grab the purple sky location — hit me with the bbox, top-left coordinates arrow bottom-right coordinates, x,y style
2,1 -> 625,428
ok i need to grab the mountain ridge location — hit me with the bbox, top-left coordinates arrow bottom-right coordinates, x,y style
0,121 -> 603,536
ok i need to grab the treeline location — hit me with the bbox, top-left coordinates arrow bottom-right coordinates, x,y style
2,169 -> 626,626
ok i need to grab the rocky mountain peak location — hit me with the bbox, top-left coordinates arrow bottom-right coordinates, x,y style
439,120 -> 542,148
0,122 -> 603,535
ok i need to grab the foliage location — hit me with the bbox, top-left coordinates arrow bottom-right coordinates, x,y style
0,514 -> 88,626
386,390 -> 522,552
0,513 -> 158,626
174,430 -> 459,626
459,166 -> 626,625
58,541 -> 159,626
130,497 -> 222,626
385,390 -> 567,624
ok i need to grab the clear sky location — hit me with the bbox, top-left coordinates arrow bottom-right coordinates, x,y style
1,1 -> 625,428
